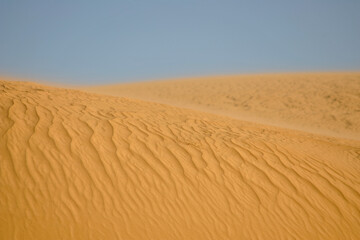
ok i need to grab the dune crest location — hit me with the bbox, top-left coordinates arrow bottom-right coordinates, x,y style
83,73 -> 360,140
1,79 -> 360,239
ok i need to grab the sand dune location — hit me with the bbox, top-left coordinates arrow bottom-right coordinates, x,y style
83,73 -> 360,140
1,76 -> 360,239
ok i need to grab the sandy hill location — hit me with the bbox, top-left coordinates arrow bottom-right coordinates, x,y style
1,76 -> 360,240
83,72 -> 360,140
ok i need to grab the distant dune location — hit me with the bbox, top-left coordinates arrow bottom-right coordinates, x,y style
1,74 -> 360,240
83,73 -> 360,140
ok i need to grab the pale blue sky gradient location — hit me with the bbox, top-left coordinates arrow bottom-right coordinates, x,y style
0,0 -> 359,84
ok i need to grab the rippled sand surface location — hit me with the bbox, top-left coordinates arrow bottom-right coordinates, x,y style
1,74 -> 360,239
84,73 -> 360,140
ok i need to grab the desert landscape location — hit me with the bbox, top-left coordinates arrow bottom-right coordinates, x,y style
1,72 -> 359,239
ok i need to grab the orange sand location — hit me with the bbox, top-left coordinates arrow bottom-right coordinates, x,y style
1,73 -> 360,239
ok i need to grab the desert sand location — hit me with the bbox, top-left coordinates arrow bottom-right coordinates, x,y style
83,72 -> 360,140
1,73 -> 360,239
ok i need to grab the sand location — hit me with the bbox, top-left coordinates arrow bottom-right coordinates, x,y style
83,72 -> 360,140
1,73 -> 360,239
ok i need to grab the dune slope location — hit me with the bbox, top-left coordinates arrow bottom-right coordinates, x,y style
83,73 -> 360,139
1,79 -> 360,240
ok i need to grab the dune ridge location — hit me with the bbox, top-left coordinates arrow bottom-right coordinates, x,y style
83,72 -> 360,140
1,78 -> 360,239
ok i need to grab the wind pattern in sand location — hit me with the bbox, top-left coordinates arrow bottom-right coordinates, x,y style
1,76 -> 360,240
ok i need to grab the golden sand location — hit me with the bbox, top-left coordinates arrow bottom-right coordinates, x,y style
1,73 -> 360,239
83,73 -> 360,140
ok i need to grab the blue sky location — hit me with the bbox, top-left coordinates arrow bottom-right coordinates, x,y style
0,0 -> 359,84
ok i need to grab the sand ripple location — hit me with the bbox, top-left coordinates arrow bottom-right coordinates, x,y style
1,79 -> 360,239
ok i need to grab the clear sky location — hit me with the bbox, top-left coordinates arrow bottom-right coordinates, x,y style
0,0 -> 359,84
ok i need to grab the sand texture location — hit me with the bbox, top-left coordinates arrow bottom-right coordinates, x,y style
1,74 -> 360,239
83,73 -> 360,140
